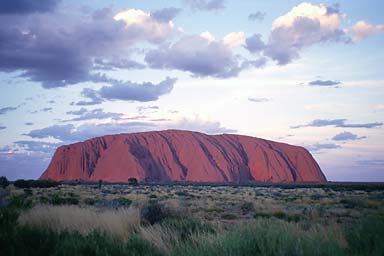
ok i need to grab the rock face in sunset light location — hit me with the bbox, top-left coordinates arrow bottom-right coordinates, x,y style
40,130 -> 327,182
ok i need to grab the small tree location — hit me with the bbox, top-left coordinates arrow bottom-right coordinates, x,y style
0,176 -> 10,188
128,177 -> 138,186
98,179 -> 102,189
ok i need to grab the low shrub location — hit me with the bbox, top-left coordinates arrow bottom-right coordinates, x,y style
240,202 -> 254,214
175,191 -> 189,197
49,193 -> 79,205
221,213 -> 238,220
340,198 -> 366,209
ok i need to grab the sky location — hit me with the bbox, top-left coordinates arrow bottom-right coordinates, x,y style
0,0 -> 383,181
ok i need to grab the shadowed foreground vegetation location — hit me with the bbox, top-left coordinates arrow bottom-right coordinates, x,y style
1,180 -> 384,255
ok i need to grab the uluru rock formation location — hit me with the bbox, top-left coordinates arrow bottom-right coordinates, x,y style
40,130 -> 326,183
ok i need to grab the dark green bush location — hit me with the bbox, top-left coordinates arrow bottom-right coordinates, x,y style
14,179 -> 59,189
128,177 -> 138,186
24,188 -> 33,196
84,198 -> 97,205
0,176 -> 10,188
14,179 -> 32,189
141,200 -> 169,225
116,197 -> 132,207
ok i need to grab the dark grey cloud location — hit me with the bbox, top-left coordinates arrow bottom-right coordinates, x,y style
0,106 -> 18,115
0,7 -> 175,88
0,125 -> 6,130
66,108 -> 87,115
244,34 -> 265,53
146,35 -> 250,78
248,11 -> 266,22
93,58 -> 146,71
47,100 -> 56,104
292,119 -> 383,129
151,7 -> 181,22
326,4 -> 340,14
248,97 -> 269,103
81,76 -> 176,103
64,108 -> 123,122
122,115 -> 148,121
184,0 -> 225,11
0,0 -> 60,14
29,107 -> 53,114
309,80 -> 341,86
305,143 -> 341,153
72,88 -> 104,106
332,131 -> 367,141
25,122 -> 34,126
242,58 -> 267,69
25,124 -> 75,142
0,145 -> 15,153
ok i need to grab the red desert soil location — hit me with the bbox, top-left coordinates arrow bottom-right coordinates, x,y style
40,130 -> 326,182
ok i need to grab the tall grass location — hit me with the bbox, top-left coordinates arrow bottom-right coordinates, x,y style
18,205 -> 140,240
172,218 -> 346,256
139,224 -> 179,253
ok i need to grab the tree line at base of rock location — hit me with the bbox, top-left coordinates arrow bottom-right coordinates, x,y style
0,176 -> 139,189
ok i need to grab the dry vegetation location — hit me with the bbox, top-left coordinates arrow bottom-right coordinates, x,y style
1,182 -> 384,255
19,205 -> 140,240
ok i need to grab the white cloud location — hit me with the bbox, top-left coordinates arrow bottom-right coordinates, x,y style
352,20 -> 384,41
272,3 -> 340,30
200,31 -> 216,42
114,9 -> 175,43
265,2 -> 348,65
222,32 -> 245,48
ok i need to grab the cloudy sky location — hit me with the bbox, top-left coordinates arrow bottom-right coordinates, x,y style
0,0 -> 383,181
